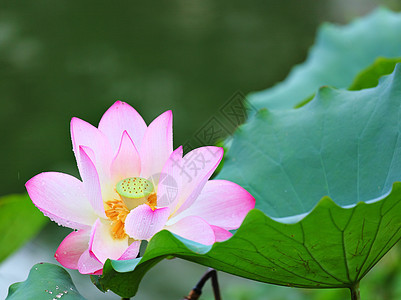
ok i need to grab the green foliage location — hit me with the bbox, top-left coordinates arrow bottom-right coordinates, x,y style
0,194 -> 47,262
98,191 -> 401,297
248,8 -> 401,111
96,63 -> 401,297
295,56 -> 401,108
203,245 -> 401,300
348,57 -> 401,90
222,65 -> 401,218
6,263 -> 85,300
9,8 -> 401,299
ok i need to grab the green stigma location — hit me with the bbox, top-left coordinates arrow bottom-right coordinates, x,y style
116,177 -> 154,199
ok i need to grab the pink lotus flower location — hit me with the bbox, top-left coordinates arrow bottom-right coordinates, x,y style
26,101 -> 255,274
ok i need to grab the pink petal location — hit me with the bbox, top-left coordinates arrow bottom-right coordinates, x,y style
26,172 -> 97,229
110,131 -> 141,184
118,241 -> 141,260
89,219 -> 129,263
71,117 -> 113,185
172,180 -> 255,230
165,216 -> 215,245
139,111 -> 173,179
77,249 -> 103,274
79,146 -> 106,218
55,229 -> 90,269
125,205 -> 170,240
211,225 -> 233,242
92,269 -> 103,275
156,146 -> 183,209
98,101 -> 147,154
173,146 -> 223,216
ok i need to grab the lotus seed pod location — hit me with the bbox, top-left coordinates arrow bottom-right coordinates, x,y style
116,177 -> 154,210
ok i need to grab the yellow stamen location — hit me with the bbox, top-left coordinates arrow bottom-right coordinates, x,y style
105,178 -> 160,240
105,199 -> 129,240
146,193 -> 157,211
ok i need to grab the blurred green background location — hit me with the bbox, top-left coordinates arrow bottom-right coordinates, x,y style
1,0 -> 401,299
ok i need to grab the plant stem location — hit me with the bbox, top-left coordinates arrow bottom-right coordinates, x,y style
350,283 -> 361,300
182,268 -> 221,300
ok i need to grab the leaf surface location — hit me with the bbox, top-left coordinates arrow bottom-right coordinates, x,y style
349,56 -> 401,91
98,64 -> 401,297
295,56 -> 401,108
99,190 -> 401,296
0,194 -> 47,262
6,263 -> 86,300
248,8 -> 401,111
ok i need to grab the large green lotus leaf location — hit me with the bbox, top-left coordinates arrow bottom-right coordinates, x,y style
97,65 -> 401,297
295,56 -> 401,108
97,190 -> 401,297
248,8 -> 401,111
6,263 -> 85,300
348,56 -> 401,91
0,194 -> 47,262
224,65 -> 401,218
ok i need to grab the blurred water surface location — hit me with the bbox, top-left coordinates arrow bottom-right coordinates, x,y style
1,0 -> 399,194
0,0 -> 339,194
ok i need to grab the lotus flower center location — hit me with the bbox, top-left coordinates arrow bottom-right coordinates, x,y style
105,177 -> 158,240
116,177 -> 154,210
